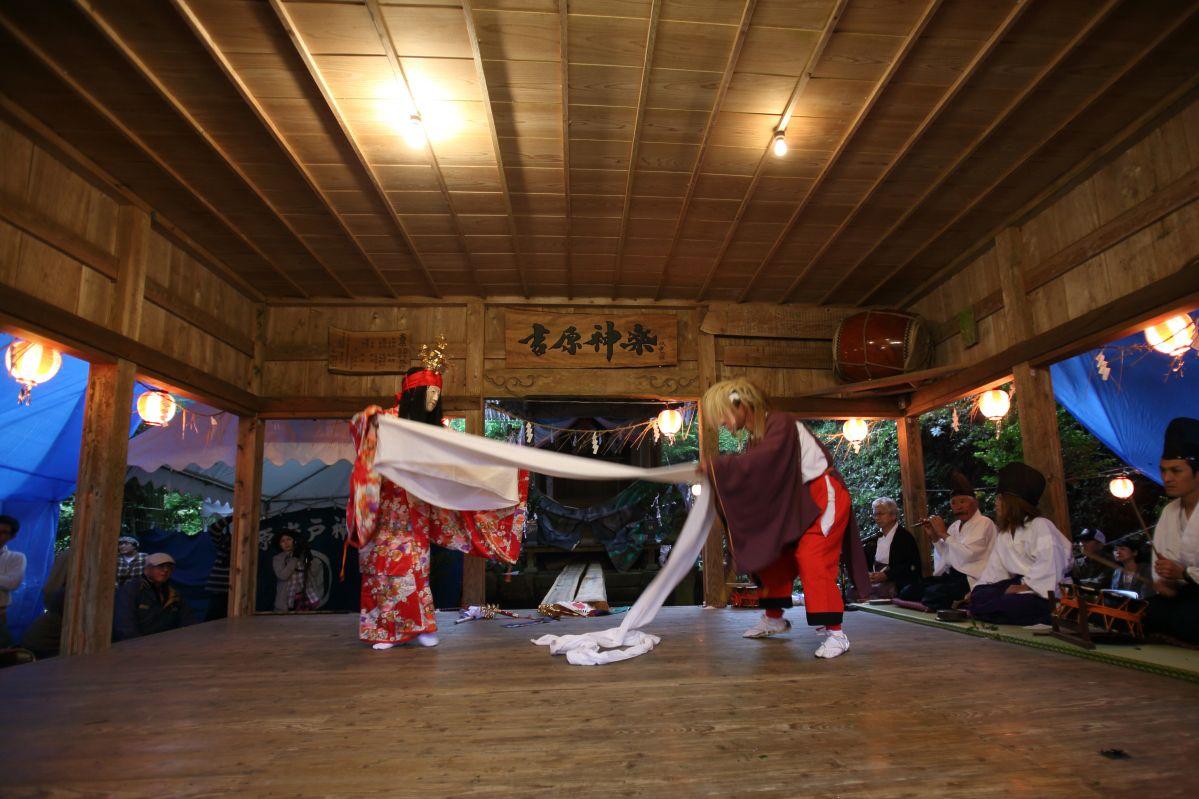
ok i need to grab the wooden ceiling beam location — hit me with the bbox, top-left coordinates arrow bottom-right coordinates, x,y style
560,0 -> 572,299
462,0 -> 529,298
72,0 -> 358,300
832,0 -> 1125,306
364,0 -> 481,297
652,0 -> 756,302
0,10 -> 311,298
777,0 -> 1033,304
895,11 -> 1199,307
268,0 -> 442,298
610,0 -> 661,299
693,0 -> 850,301
171,0 -> 399,300
735,0 -> 943,304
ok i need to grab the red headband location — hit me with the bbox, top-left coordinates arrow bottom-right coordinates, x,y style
401,369 -> 443,393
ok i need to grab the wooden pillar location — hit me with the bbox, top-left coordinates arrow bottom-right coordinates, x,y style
461,406 -> 487,606
896,415 -> 931,574
110,205 -> 150,337
62,359 -> 136,655
698,328 -> 727,608
1013,362 -> 1071,536
229,415 -> 265,616
996,226 -> 1071,537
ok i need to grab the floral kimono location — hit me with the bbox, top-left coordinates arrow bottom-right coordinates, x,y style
349,406 -> 528,644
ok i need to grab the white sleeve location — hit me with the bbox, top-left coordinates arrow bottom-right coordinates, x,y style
977,536 -> 1011,586
1023,518 -> 1072,598
941,517 -> 995,573
0,551 -> 26,591
795,422 -> 830,483
1151,508 -> 1174,583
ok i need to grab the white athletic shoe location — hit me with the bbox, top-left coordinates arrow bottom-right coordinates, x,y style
415,633 -> 440,647
814,631 -> 850,659
742,614 -> 791,638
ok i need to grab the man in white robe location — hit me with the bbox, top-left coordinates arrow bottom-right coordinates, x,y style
1147,417 -> 1199,644
916,473 -> 996,610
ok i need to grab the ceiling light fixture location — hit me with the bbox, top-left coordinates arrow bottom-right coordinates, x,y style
403,114 -> 426,149
771,130 -> 788,157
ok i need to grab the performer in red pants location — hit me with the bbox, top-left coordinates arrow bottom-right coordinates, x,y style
702,378 -> 868,659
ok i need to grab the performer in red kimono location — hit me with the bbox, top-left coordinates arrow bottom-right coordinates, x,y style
347,338 -> 528,650
701,378 -> 869,659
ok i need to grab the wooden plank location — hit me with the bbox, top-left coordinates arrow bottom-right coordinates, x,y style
504,309 -> 678,368
828,0 -> 1122,306
736,0 -> 942,303
230,415 -> 265,617
700,303 -> 853,340
559,0 -> 572,297
1024,167 -> 1199,293
143,277 -> 256,357
694,0 -> 850,300
896,415 -> 930,575
61,359 -> 135,655
573,561 -> 609,612
697,329 -> 727,609
796,363 -> 958,398
0,189 -> 118,278
1012,362 -> 1070,538
110,205 -> 150,339
461,408 -> 487,606
721,340 -> 832,370
778,0 -> 1032,304
0,282 -> 259,414
540,561 -> 587,609
465,299 -> 484,397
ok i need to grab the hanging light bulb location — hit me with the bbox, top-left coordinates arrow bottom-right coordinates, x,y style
403,114 -> 426,149
691,483 -> 702,497
771,130 -> 788,157
5,339 -> 63,404
1144,314 -> 1196,356
843,418 -> 869,453
136,390 -> 178,427
978,389 -> 1011,422
656,408 -> 683,438
1109,476 -> 1135,499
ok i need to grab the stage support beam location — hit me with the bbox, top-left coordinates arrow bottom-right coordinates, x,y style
461,407 -> 487,607
230,415 -> 265,616
896,414 -> 930,574
698,329 -> 728,608
62,358 -> 136,655
1013,362 -> 1071,536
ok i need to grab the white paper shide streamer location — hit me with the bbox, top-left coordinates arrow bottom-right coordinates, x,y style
374,416 -> 713,665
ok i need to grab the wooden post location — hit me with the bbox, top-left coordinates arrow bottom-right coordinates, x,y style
229,415 -> 265,616
110,204 -> 150,338
461,407 -> 487,607
697,328 -> 727,608
1013,362 -> 1071,537
62,359 -> 136,655
896,414 -> 931,574
996,225 -> 1071,537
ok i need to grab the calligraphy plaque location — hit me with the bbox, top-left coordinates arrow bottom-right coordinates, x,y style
327,328 -> 408,374
505,310 -> 677,369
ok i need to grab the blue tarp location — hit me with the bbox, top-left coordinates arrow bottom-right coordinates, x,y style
1051,324 -> 1199,484
0,334 -> 145,639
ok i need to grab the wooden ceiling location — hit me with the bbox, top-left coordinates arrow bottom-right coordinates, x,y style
0,0 -> 1195,302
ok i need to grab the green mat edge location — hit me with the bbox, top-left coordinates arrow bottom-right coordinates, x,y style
851,603 -> 1199,684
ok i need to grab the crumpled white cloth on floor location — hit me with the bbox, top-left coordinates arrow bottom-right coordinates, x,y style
373,415 -> 715,665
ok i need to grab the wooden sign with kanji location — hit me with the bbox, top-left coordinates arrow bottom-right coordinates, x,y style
327,328 -> 409,374
504,310 -> 677,369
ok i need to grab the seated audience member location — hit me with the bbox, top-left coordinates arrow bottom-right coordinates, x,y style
865,497 -> 921,599
1147,417 -> 1199,644
969,463 -> 1072,626
20,549 -> 70,659
1073,528 -> 1112,588
911,472 -> 996,610
115,535 -> 146,588
1109,537 -> 1154,601
272,531 -> 324,612
113,552 -> 195,641
0,514 -> 27,648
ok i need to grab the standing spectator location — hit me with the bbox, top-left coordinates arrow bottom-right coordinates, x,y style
0,515 -> 26,647
113,552 -> 195,641
20,548 -> 69,659
272,531 -> 325,612
115,536 -> 145,588
865,497 -> 921,599
204,516 -> 232,621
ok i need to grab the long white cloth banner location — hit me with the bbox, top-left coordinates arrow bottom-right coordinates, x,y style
374,415 -> 714,665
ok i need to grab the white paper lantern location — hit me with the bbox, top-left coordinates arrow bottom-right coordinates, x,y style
1109,476 -> 1134,499
137,390 -> 178,427
657,408 -> 684,437
1144,314 -> 1196,356
978,389 -> 1011,422
5,340 -> 63,404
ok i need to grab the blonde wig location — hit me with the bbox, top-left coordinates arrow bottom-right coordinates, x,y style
699,378 -> 770,461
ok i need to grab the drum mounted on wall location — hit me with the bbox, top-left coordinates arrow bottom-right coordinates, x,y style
832,310 -> 932,382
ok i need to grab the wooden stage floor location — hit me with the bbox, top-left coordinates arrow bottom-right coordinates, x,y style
3,607 -> 1198,798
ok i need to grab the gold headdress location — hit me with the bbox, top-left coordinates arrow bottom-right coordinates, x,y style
418,334 -> 449,374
